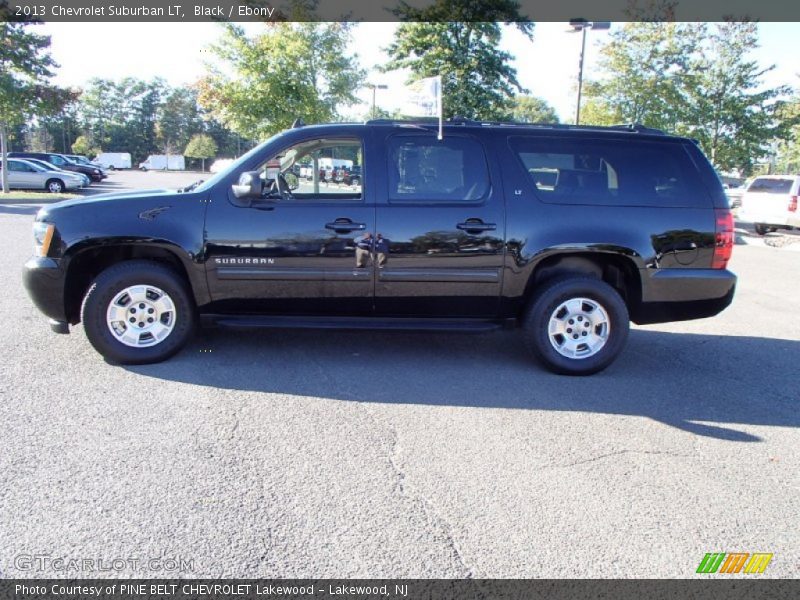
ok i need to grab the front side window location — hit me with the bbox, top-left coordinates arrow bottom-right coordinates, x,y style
387,135 -> 490,203
510,136 -> 708,207
243,138 -> 363,202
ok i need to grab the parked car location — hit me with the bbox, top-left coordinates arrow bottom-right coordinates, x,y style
8,152 -> 106,182
139,155 -> 185,171
23,120 -> 736,375
0,158 -> 86,193
94,152 -> 132,170
737,175 -> 800,235
21,158 -> 92,187
335,165 -> 362,187
66,154 -> 100,168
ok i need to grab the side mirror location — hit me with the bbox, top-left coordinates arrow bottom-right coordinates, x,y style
232,171 -> 262,199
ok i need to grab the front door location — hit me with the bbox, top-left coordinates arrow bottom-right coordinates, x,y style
204,135 -> 375,316
374,132 -> 505,317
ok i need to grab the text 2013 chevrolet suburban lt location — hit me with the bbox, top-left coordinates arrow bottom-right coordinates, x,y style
23,120 -> 736,375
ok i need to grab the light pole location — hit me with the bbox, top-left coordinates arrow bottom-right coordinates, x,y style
367,84 -> 388,119
568,19 -> 610,125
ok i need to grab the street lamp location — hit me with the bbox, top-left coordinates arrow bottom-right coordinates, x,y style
568,19 -> 610,125
367,83 -> 388,119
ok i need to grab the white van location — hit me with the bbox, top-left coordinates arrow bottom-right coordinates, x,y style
139,155 -> 186,171
95,152 -> 132,170
738,175 -> 800,235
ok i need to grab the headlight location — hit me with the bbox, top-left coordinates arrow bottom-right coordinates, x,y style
33,222 -> 55,257
93,169 -> 100,174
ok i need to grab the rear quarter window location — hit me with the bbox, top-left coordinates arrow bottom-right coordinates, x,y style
508,136 -> 711,208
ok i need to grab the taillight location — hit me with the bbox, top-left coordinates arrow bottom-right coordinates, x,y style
790,195 -> 798,212
712,208 -> 734,269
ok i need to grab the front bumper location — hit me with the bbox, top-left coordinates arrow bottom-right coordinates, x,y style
23,256 -> 68,323
634,268 -> 737,325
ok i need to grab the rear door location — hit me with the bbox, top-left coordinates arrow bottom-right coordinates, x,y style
8,160 -> 41,189
373,131 -> 505,317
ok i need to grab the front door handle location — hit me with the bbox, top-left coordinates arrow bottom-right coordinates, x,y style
457,220 -> 496,233
326,219 -> 366,233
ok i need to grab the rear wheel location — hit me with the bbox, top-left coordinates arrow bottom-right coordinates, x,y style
81,260 -> 195,364
522,277 -> 629,375
46,179 -> 65,193
754,223 -> 769,235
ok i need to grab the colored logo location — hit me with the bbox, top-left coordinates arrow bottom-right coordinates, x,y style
696,552 -> 773,574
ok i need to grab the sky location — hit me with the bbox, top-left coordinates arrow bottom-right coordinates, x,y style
39,21 -> 800,123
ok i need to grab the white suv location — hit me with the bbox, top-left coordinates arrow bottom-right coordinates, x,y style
738,175 -> 800,235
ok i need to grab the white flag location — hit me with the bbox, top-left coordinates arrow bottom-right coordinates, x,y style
398,75 -> 443,139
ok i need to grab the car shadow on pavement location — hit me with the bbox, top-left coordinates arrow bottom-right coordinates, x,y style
127,328 -> 798,443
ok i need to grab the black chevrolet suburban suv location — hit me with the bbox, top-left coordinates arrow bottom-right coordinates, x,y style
23,120 -> 736,375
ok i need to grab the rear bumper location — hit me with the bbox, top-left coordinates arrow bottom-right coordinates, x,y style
23,256 -> 68,323
634,268 -> 736,325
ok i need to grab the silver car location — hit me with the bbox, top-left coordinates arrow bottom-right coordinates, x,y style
20,157 -> 91,187
0,158 -> 86,193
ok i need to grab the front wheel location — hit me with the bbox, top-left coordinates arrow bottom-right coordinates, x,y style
46,179 -> 65,193
754,223 -> 769,235
81,260 -> 196,364
522,277 -> 629,375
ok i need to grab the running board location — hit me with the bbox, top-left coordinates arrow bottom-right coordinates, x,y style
201,314 -> 507,333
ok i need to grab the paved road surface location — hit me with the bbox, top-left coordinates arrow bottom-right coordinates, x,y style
0,201 -> 797,578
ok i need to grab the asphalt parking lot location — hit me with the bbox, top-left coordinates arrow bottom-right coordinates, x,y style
0,185 -> 797,578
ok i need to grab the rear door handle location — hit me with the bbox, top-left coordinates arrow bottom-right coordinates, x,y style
326,220 -> 366,233
457,220 -> 496,233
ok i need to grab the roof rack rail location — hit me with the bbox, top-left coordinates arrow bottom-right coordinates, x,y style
363,118 -> 666,135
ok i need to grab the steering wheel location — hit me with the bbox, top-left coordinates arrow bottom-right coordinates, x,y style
277,173 -> 293,199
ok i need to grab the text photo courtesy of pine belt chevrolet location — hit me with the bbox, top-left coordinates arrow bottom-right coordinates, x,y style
23,120 -> 736,375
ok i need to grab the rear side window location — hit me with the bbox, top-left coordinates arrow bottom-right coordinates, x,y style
388,135 -> 490,203
748,178 -> 794,194
509,136 -> 709,207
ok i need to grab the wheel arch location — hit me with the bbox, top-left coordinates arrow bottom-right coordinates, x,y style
519,251 -> 642,319
63,242 -> 203,324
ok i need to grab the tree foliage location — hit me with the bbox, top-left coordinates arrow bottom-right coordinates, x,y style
384,17 -> 533,120
583,22 -> 790,175
0,23 -> 64,192
511,95 -> 559,123
184,133 -> 218,171
198,23 -> 365,141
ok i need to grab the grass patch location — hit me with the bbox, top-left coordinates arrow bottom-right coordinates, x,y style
0,191 -> 78,201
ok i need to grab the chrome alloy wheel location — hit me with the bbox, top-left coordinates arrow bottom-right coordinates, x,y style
547,297 -> 610,359
106,285 -> 176,348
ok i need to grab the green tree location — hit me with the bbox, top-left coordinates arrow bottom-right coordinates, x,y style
0,23 -> 61,193
582,22 -> 702,132
680,23 -> 790,175
156,86 -> 203,157
511,95 -> 559,123
774,94 -> 800,173
198,23 -> 365,140
184,133 -> 218,172
384,7 -> 534,120
71,135 -> 92,155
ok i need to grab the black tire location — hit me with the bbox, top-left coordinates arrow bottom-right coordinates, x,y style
350,176 -> 361,187
46,179 -> 65,193
81,260 -> 195,364
522,277 -> 629,376
754,223 -> 769,235
109,165 -> 116,171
